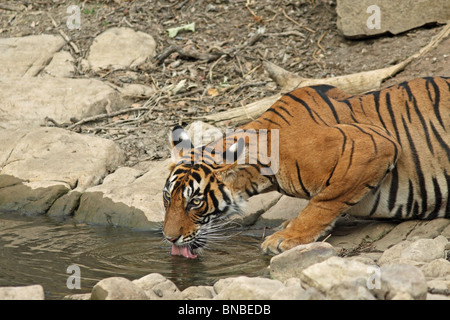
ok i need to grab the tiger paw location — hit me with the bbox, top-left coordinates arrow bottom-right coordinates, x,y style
261,230 -> 312,255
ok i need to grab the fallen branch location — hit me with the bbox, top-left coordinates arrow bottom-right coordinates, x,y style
196,23 -> 450,126
155,45 -> 222,64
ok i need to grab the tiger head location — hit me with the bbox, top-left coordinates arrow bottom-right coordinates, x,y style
162,126 -> 246,259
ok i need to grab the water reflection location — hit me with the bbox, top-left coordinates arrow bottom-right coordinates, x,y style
0,213 -> 270,299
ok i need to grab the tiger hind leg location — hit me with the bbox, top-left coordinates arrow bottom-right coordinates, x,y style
261,124 -> 401,254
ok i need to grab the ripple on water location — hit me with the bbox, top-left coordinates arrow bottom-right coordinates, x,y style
0,213 -> 270,299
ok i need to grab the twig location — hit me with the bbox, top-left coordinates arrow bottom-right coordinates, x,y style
281,8 -> 315,33
155,45 -> 222,64
67,106 -> 150,130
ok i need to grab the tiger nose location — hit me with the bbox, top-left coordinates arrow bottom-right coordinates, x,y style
166,235 -> 180,243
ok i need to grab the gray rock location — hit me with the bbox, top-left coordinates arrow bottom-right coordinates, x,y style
327,280 -> 376,300
421,259 -> 450,279
180,286 -> 215,300
0,285 -> 45,300
0,127 -> 125,216
91,277 -> 148,300
378,236 -> 448,266
371,220 -> 419,251
40,50 -> 75,78
88,27 -> 156,71
255,195 -> 308,228
300,256 -> 372,294
0,77 -> 121,129
427,278 -> 450,296
213,276 -> 284,300
0,34 -> 64,77
132,273 -> 181,300
336,0 -> 450,38
75,160 -> 170,230
406,219 -> 450,240
373,265 -> 428,300
269,242 -> 337,282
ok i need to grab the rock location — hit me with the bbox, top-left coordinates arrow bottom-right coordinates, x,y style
91,277 -> 148,300
132,273 -> 181,300
0,78 -> 121,129
300,256 -> 372,295
63,293 -> 91,300
75,160 -> 169,230
327,280 -> 376,300
327,217 -> 396,251
0,127 -> 125,216
41,50 -> 75,78
378,236 -> 448,266
213,276 -> 284,300
427,277 -> 450,296
421,259 -> 450,279
373,265 -> 428,300
427,293 -> 450,300
232,192 -> 282,226
371,220 -> 419,251
180,286 -> 216,300
0,285 -> 45,300
406,219 -> 450,240
88,27 -> 156,72
254,195 -> 308,228
336,0 -> 450,38
0,34 -> 64,77
269,242 -> 337,282
440,223 -> 450,238
270,279 -> 325,300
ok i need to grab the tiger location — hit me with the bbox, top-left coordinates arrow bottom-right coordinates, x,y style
162,76 -> 450,258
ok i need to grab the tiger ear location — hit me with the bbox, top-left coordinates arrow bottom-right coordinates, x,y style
215,138 -> 246,182
170,125 -> 193,163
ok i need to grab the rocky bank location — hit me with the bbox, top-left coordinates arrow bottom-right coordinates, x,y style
0,2 -> 449,300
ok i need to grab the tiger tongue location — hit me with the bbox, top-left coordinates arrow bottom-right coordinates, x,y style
171,244 -> 198,259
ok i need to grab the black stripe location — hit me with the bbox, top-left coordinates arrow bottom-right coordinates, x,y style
427,177 -> 442,220
325,161 -> 338,187
367,127 -> 399,162
409,91 -> 434,155
394,205 -> 403,219
191,171 -> 202,183
311,86 -> 341,123
265,108 -> 290,125
333,126 -> 347,156
401,116 -> 427,214
406,180 -> 414,218
429,120 -> 450,159
341,100 -> 358,122
388,167 -> 399,213
219,184 -> 231,205
385,92 -> 402,144
295,161 -> 311,198
373,91 -> 387,129
369,191 -> 381,216
277,105 -> 294,118
445,171 -> 450,218
208,189 -> 219,208
347,123 -> 378,155
285,93 -> 325,125
425,77 -> 445,129
262,117 -> 281,127
346,140 -> 355,173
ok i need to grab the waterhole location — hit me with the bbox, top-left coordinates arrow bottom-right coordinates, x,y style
0,213 -> 270,299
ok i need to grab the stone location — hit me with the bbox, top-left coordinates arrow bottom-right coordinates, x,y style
0,77 -> 121,129
421,259 -> 450,279
378,236 -> 448,266
213,276 -> 284,300
91,277 -> 148,300
427,277 -> 450,295
300,256 -> 372,294
132,273 -> 181,300
336,0 -> 450,38
0,127 -> 125,216
371,220 -> 419,251
373,265 -> 428,300
180,286 -> 216,300
327,280 -> 376,300
0,285 -> 45,300
0,34 -> 64,77
40,50 -> 75,78
269,242 -> 337,282
406,219 -> 450,240
75,160 -> 169,230
232,192 -> 282,226
254,195 -> 308,228
88,27 -> 156,71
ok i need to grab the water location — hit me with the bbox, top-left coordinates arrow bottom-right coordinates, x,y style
0,213 -> 271,299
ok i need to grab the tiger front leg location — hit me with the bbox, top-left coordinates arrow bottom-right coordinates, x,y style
261,124 -> 401,255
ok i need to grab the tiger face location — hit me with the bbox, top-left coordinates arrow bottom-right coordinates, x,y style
162,126 -> 244,259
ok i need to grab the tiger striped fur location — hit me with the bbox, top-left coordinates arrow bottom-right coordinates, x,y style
163,76 -> 449,257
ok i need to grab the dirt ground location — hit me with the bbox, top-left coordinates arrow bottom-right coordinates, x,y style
1,0 -> 449,168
